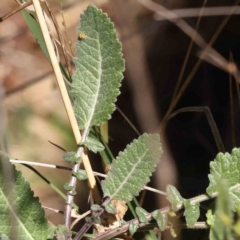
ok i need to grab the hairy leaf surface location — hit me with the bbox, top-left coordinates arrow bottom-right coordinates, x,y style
101,134 -> 162,201
166,185 -> 184,211
71,5 -> 124,129
136,207 -> 149,223
183,200 -> 200,227
0,151 -> 54,239
152,210 -> 167,231
83,136 -> 105,153
210,180 -> 234,240
207,148 -> 240,210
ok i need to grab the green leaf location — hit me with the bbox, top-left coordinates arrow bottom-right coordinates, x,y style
0,151 -> 54,239
183,200 -> 200,227
207,148 -> 240,211
210,180 -> 234,240
63,183 -> 76,195
104,202 -> 117,214
136,207 -> 149,223
152,210 -> 167,231
73,170 -> 88,180
206,207 -> 215,226
71,5 -> 125,130
101,134 -> 162,201
91,204 -> 102,212
166,185 -> 184,211
22,10 -> 50,61
82,136 -> 105,153
129,221 -> 138,235
63,152 -> 80,163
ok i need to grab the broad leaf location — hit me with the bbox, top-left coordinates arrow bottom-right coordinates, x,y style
166,185 -> 184,211
83,136 -> 105,153
183,200 -> 200,227
152,210 -> 167,231
0,151 -> 54,239
71,5 -> 125,129
136,207 -> 149,223
101,134 -> 162,201
207,148 -> 240,211
210,180 -> 234,240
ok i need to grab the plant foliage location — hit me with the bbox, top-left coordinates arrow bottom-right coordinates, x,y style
0,151 -> 54,239
101,134 -> 162,202
71,5 -> 125,130
207,148 -> 240,211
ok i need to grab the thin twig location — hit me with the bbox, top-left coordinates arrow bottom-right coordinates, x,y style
10,159 -> 72,171
44,0 -> 72,79
116,106 -> 141,136
70,210 -> 91,230
90,183 -> 240,240
167,106 -> 225,152
172,0 -> 206,100
31,0 -> 100,229
159,0 -> 240,133
43,205 -> 64,214
154,6 -> 240,20
229,53 -> 236,147
0,0 -> 32,22
137,0 -> 237,75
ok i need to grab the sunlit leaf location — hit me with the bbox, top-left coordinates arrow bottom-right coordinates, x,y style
166,185 -> 184,211
129,221 -> 138,235
152,210 -> 167,231
207,148 -> 240,211
0,151 -> 54,239
183,200 -> 200,227
101,134 -> 162,201
83,136 -> 105,153
71,5 -> 125,130
136,207 -> 149,224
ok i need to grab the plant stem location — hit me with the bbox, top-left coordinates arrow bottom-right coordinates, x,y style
32,0 -> 101,230
89,183 -> 240,240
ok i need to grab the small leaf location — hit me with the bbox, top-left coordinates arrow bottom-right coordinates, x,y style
91,204 -> 102,212
152,210 -> 167,231
136,207 -> 149,223
183,200 -> 200,227
207,148 -> 240,211
92,216 -> 101,224
102,134 -> 162,201
22,10 -> 50,61
209,180 -> 234,240
0,151 -> 54,239
64,183 -> 77,195
129,221 -> 138,235
73,170 -> 88,180
206,208 -> 215,226
56,225 -> 72,240
71,5 -> 125,130
104,202 -> 117,214
63,152 -> 80,163
166,185 -> 184,211
82,136 -> 105,153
